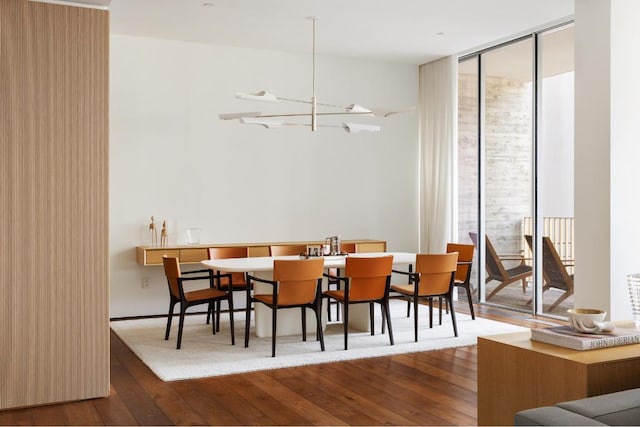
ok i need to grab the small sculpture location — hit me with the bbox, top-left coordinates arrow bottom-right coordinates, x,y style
149,216 -> 158,246
160,220 -> 168,247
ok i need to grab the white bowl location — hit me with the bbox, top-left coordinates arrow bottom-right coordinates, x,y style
567,308 -> 607,333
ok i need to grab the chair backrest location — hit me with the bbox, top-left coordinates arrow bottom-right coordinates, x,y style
269,244 -> 307,256
162,256 -> 182,298
524,235 -> 573,291
415,252 -> 459,295
273,258 -> 324,305
208,247 -> 248,285
344,255 -> 393,301
469,232 -> 507,279
446,243 -> 475,283
340,242 -> 357,253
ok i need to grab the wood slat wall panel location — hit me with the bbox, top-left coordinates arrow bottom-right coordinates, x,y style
0,0 -> 109,410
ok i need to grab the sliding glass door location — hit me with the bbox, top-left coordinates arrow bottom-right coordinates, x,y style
458,23 -> 574,317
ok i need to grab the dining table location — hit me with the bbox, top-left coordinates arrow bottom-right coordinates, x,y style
201,252 -> 416,338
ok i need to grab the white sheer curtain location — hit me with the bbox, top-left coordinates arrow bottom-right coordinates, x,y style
419,55 -> 458,252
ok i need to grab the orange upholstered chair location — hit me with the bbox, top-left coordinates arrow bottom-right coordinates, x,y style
324,255 -> 394,350
245,258 -> 325,357
162,256 -> 234,349
207,247 -> 250,330
327,242 -> 357,322
390,253 -> 459,341
446,243 -> 476,319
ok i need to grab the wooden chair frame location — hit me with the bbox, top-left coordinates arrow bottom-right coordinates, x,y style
163,256 -> 235,349
469,232 -> 532,300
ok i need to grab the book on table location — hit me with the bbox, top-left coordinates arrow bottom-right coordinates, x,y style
530,325 -> 640,350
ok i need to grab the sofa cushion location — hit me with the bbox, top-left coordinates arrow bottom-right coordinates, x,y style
557,388 -> 640,425
515,406 -> 606,426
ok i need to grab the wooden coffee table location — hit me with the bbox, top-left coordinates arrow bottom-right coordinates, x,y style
478,330 -> 640,425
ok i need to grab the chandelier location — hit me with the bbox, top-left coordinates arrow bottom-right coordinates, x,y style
219,17 -> 410,133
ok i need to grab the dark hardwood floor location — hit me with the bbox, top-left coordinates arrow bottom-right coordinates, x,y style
0,304 -> 563,426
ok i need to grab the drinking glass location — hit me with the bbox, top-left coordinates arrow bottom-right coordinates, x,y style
627,273 -> 640,328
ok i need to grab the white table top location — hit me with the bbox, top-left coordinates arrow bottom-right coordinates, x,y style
201,251 -> 416,273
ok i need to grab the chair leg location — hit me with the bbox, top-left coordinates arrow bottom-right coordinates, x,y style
448,297 -> 458,337
216,300 -> 222,332
165,300 -> 176,340
381,304 -> 386,334
428,298 -> 434,328
383,299 -> 394,345
244,303 -> 252,348
206,301 -> 212,325
406,300 -> 411,317
369,303 -> 375,336
177,306 -> 186,350
464,284 -> 475,320
315,301 -> 325,351
210,301 -> 216,335
549,290 -> 573,311
343,302 -> 350,350
244,287 -> 252,348
271,306 -> 277,357
413,296 -> 419,342
301,307 -> 307,342
228,294 -> 235,346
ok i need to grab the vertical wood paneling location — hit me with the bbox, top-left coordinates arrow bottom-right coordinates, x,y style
0,0 -> 109,410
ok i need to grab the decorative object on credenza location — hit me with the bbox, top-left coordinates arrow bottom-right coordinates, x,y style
160,220 -> 168,247
149,216 -> 158,246
325,235 -> 341,255
306,244 -> 323,257
186,227 -> 201,245
219,17 -> 413,133
627,273 -> 640,328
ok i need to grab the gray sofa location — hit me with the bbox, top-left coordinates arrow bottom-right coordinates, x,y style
514,388 -> 640,425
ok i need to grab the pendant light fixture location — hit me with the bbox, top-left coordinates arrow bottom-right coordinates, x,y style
219,17 -> 411,132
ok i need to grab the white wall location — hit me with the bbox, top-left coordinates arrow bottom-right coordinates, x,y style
109,35 -> 419,318
540,72 -> 574,217
575,0 -> 640,319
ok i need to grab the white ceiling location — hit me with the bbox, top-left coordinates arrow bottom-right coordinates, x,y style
106,0 -> 574,65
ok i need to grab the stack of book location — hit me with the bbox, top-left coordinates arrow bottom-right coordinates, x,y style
531,325 -> 640,350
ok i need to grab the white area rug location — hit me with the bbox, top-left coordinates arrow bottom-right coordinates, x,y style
111,300 -> 527,381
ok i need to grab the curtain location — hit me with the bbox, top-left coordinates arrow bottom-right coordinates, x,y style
419,55 -> 458,252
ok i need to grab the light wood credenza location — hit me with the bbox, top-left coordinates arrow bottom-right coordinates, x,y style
478,331 -> 640,425
136,239 -> 387,266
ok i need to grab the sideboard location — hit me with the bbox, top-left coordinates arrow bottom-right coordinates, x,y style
135,239 -> 387,266
478,331 -> 640,425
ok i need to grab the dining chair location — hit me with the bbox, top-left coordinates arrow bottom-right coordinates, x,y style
269,244 -> 307,256
326,242 -> 357,322
446,243 -> 476,319
162,256 -> 235,349
245,258 -> 325,357
207,247 -> 250,331
390,252 -> 459,341
324,255 -> 394,350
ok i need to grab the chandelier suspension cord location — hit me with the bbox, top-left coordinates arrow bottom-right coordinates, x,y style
311,16 -> 317,131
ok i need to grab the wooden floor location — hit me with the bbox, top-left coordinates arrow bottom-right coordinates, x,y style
0,305 -> 563,426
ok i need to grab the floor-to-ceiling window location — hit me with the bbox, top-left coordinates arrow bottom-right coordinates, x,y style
458,23 -> 574,317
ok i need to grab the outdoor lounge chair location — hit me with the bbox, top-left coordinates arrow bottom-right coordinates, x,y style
469,232 -> 532,300
524,235 -> 574,311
